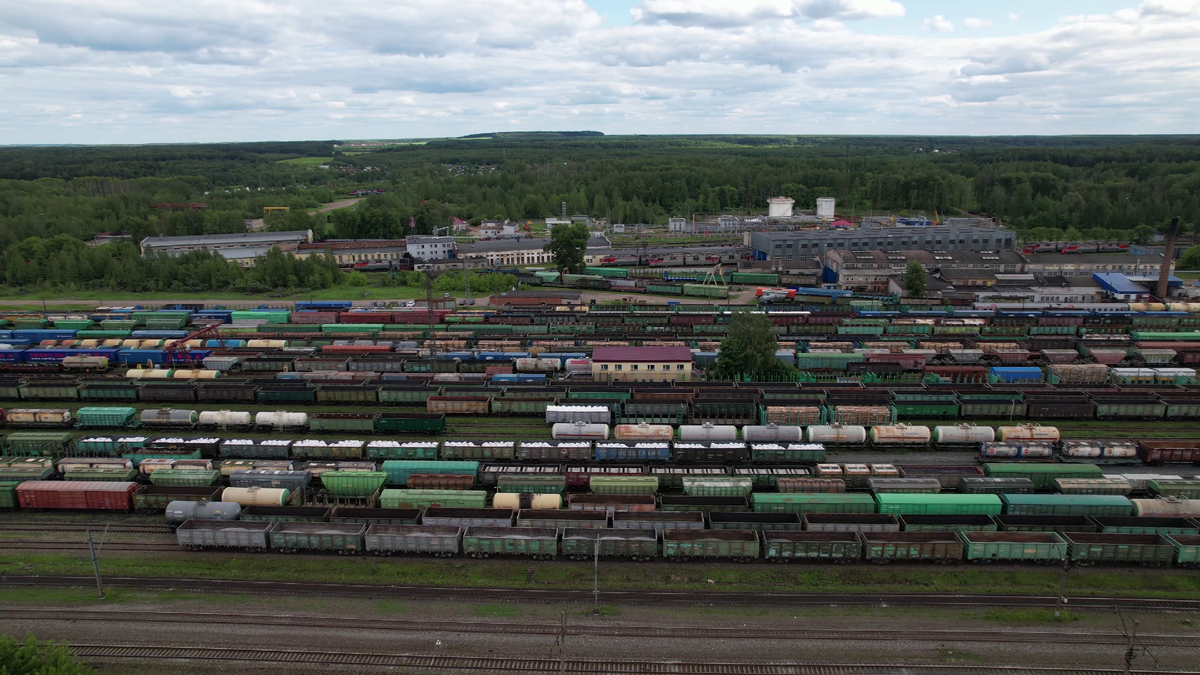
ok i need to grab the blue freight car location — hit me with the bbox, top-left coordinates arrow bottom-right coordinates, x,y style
24,348 -> 120,362
989,367 -> 1044,383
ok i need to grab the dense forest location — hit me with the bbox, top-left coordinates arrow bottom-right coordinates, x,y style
1,134 -> 1198,292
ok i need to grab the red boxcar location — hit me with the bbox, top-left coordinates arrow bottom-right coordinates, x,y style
17,481 -> 137,510
1137,440 -> 1200,465
289,311 -> 339,324
407,474 -> 476,490
338,312 -> 392,324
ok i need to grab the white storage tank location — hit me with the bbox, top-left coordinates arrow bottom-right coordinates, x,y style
979,443 -> 1020,459
165,500 -> 240,525
614,423 -> 675,441
551,422 -> 609,441
565,358 -> 592,374
1016,442 -> 1055,460
933,424 -> 995,445
1059,441 -> 1103,460
869,424 -> 931,445
492,493 -> 562,510
997,424 -> 1060,443
221,486 -> 291,507
255,411 -> 309,429
173,369 -> 221,379
805,424 -> 867,444
198,410 -> 252,427
741,424 -> 803,443
1132,498 -> 1200,518
678,423 -> 738,442
127,369 -> 174,379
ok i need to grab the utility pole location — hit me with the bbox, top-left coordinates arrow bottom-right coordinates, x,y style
86,530 -> 105,600
593,536 -> 601,615
1054,558 -> 1071,619
1122,615 -> 1139,675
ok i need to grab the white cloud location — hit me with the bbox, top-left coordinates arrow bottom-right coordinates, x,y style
923,14 -> 954,32
963,18 -> 992,29
0,0 -> 1198,142
1009,13 -> 1019,20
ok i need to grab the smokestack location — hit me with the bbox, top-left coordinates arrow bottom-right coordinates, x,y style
1156,216 -> 1179,301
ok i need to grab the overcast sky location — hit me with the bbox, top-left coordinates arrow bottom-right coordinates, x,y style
1,0 -> 1198,144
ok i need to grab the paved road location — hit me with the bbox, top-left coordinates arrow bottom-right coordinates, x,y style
248,197 -> 365,230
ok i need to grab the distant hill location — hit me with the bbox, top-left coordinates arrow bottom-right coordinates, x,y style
459,131 -> 604,140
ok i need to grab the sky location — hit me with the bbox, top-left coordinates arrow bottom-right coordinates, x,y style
1,0 -> 1198,144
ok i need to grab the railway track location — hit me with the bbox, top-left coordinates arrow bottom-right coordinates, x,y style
4,575 -> 1200,611
62,644 -> 1200,674
0,523 -> 170,535
1,540 -> 180,553
5,608 -> 1199,648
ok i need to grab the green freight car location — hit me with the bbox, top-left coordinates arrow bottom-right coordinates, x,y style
366,441 -> 440,460
1000,494 -> 1133,518
1064,533 -> 1177,565
270,522 -> 366,553
495,475 -> 566,494
149,469 -> 221,487
663,530 -> 759,561
380,489 -> 487,510
321,471 -> 388,498
381,460 -> 478,486
0,481 -> 20,509
752,492 -> 875,515
961,531 -> 1067,562
463,527 -> 557,558
64,467 -> 139,482
763,531 -> 861,562
4,432 -> 75,457
875,494 -> 1002,516
982,463 -> 1103,491
589,476 -> 659,496
75,407 -> 139,428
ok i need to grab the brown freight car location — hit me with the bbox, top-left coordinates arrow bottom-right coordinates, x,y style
17,481 -> 137,510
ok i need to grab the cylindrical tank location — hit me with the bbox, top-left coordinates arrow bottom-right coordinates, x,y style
1099,441 -> 1138,460
221,486 -> 291,507
869,424 -> 931,445
165,500 -> 240,525
1017,442 -> 1055,460
997,424 -> 1060,443
933,424 -> 995,445
1128,303 -> 1167,312
255,411 -> 309,429
34,409 -> 74,425
741,424 -> 803,443
62,356 -> 109,370
613,423 -> 674,441
979,443 -> 1020,459
198,410 -> 252,427
551,422 -> 609,441
1132,498 -> 1200,518
678,423 -> 738,442
515,358 -> 539,372
492,493 -> 562,510
127,369 -> 174,379
139,408 -> 199,426
536,357 -> 561,372
1167,303 -> 1200,313
805,425 -> 867,444
1059,441 -> 1102,460
565,358 -> 592,373
247,339 -> 287,349
173,369 -> 221,379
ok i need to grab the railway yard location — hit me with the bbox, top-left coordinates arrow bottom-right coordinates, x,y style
4,299 -> 1200,672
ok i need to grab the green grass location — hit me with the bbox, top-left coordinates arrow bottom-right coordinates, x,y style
983,608 -> 1083,623
4,552 -> 1200,599
277,157 -> 333,166
475,604 -> 521,617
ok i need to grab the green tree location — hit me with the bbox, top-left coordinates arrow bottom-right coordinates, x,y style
714,311 -> 785,379
1179,245 -> 1200,270
545,222 -> 589,274
903,262 -> 927,298
0,634 -> 93,674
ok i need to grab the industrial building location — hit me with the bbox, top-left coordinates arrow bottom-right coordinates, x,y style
139,230 -> 314,267
406,236 -> 456,261
747,224 -> 1016,263
591,346 -> 693,383
295,239 -> 408,266
459,238 -> 554,267
824,249 -> 1026,292
1020,252 -> 1170,277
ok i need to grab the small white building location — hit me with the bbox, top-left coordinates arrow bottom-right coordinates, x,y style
817,197 -> 836,220
406,236 -> 456,261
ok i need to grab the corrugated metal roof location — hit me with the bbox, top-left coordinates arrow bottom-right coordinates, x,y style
592,346 -> 692,362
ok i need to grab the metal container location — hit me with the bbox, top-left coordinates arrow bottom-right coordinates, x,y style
1054,478 -> 1132,496
329,508 -> 421,525
381,489 -> 488,510
175,519 -> 271,550
551,422 -> 609,441
870,424 -> 931,445
255,411 -> 308,429
221,486 -> 291,506
364,525 -> 462,556
1092,516 -> 1200,536
682,477 -> 752,497
678,423 -> 738,442
1000,494 -> 1133,517
462,526 -> 557,558
613,511 -> 704,531
139,408 -> 198,427
561,528 -> 658,560
1060,440 -> 1139,463
516,509 -> 608,529
959,477 -> 1035,494
961,531 -> 1067,562
240,506 -> 330,522
748,443 -> 826,464
708,512 -> 803,531
776,477 -> 845,493
545,405 -> 611,425
860,531 -> 963,563
996,515 -> 1098,533
764,531 -> 861,562
589,476 -> 659,496
165,500 -> 241,525
997,425 -> 1060,442
867,478 -> 941,494
876,493 -> 1002,516
269,521 -> 366,552
1147,480 -> 1200,499
933,424 -> 995,445
132,486 -> 222,511
899,514 -> 998,532
613,423 -> 673,441
663,530 -> 759,560
752,492 -> 874,515
422,507 -> 514,528
804,513 -> 899,533
229,470 -> 312,492
197,410 -> 251,427
516,441 -> 590,462
805,425 -> 867,444
1064,533 -> 1177,565
567,494 -> 656,512
495,474 -> 566,494
742,424 -> 803,443
1131,498 -> 1200,518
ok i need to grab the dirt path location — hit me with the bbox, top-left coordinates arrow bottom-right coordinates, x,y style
247,198 -> 365,230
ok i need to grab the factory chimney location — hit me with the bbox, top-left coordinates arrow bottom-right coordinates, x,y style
1156,216 -> 1179,301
